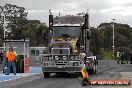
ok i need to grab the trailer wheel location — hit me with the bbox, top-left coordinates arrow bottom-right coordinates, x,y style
43,72 -> 50,78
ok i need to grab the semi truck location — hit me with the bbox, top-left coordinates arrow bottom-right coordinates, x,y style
41,11 -> 97,77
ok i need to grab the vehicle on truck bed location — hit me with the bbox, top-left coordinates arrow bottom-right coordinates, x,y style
40,10 -> 97,77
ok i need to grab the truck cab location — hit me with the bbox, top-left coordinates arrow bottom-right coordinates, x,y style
41,11 -> 97,77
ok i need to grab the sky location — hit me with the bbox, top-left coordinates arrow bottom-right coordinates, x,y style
1,0 -> 132,27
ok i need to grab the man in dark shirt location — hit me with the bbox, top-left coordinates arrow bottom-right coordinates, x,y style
130,50 -> 132,64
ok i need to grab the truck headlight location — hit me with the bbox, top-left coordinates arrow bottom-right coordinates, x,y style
43,56 -> 49,61
49,57 -> 52,61
70,56 -> 79,60
73,62 -> 78,66
55,56 -> 59,60
70,56 -> 74,60
75,56 -> 79,60
62,56 -> 67,60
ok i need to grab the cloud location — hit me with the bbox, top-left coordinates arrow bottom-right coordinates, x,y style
99,6 -> 132,16
1,0 -> 132,27
115,8 -> 132,16
99,7 -> 123,13
110,0 -> 132,5
78,0 -> 112,10
27,10 -> 47,13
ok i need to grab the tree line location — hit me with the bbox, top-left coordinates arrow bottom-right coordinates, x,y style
0,4 -> 48,46
90,23 -> 132,56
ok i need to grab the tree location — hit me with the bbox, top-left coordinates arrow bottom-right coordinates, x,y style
98,23 -> 132,51
115,24 -> 132,50
98,23 -> 112,51
1,4 -> 28,38
22,20 -> 48,46
90,27 -> 104,54
0,4 -> 49,47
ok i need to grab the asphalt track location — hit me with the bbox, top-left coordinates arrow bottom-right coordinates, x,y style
1,60 -> 132,88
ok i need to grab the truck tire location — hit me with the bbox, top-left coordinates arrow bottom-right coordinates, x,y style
43,72 -> 50,78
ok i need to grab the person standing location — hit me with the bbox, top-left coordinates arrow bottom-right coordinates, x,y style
121,51 -> 125,64
6,47 -> 17,75
124,51 -> 129,64
117,50 -> 121,64
130,50 -> 132,64
79,50 -> 86,68
2,51 -> 8,74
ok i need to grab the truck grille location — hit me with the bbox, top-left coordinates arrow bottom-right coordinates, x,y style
52,48 -> 69,54
52,48 -> 69,66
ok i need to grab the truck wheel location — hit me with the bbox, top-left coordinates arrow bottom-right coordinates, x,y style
43,72 -> 50,78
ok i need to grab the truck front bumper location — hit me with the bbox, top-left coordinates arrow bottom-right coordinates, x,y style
42,67 -> 82,73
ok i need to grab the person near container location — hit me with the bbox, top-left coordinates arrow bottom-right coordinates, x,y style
120,51 -> 125,64
124,51 -> 129,64
117,50 -> 121,64
130,50 -> 132,64
6,47 -> 17,75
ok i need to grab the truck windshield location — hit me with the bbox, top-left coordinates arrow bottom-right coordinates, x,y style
52,27 -> 81,37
